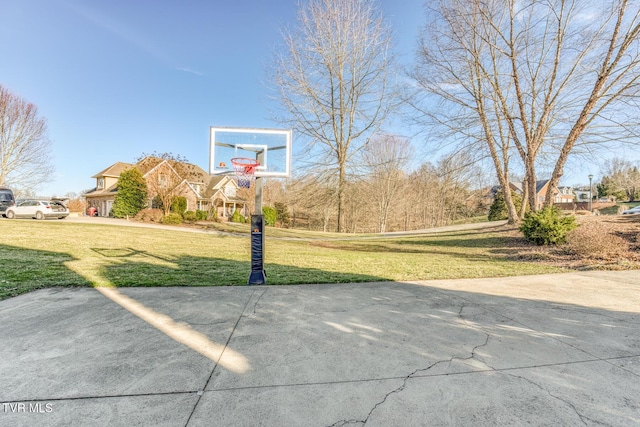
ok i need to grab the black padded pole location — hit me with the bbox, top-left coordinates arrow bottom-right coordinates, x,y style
248,214 -> 266,285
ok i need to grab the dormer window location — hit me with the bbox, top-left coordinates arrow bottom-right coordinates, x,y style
97,178 -> 104,189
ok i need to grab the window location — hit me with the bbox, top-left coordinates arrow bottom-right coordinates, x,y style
159,174 -> 168,187
97,178 -> 104,189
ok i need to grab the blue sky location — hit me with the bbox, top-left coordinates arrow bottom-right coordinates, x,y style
0,0 -> 424,196
2,0 -> 634,197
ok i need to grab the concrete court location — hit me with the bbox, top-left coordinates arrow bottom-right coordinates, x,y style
0,270 -> 639,426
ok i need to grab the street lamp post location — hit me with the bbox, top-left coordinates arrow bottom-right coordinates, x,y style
588,174 -> 593,213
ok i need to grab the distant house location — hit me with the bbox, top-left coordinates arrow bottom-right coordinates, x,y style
574,188 -> 591,201
493,179 -> 575,209
555,186 -> 576,204
84,157 -> 248,218
531,180 -> 575,208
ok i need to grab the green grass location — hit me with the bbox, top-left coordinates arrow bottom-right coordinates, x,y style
0,219 -> 564,300
599,202 -> 640,215
452,215 -> 491,225
196,220 -> 375,238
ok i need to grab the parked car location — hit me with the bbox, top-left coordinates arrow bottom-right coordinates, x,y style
621,205 -> 640,215
0,187 -> 15,217
5,199 -> 69,220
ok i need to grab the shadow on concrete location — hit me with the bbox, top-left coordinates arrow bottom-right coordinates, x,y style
193,278 -> 640,426
1,269 -> 639,425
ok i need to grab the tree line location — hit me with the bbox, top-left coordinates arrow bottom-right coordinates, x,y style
598,158 -> 640,202
273,0 -> 640,229
3,0 -> 639,231
260,141 -> 486,233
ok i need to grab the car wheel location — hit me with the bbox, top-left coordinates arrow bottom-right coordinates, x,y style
35,211 -> 44,220
6,210 -> 15,219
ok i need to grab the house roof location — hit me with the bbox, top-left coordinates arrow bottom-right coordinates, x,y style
136,157 -> 170,176
202,175 -> 234,199
535,180 -> 550,194
494,179 -> 555,196
135,156 -> 211,183
88,157 -> 243,201
187,164 -> 212,185
92,162 -> 134,179
510,182 -> 524,193
84,183 -> 118,197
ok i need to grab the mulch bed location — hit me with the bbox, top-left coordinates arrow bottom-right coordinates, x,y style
502,214 -> 640,270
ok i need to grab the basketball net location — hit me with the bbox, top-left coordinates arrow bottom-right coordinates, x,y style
231,158 -> 260,189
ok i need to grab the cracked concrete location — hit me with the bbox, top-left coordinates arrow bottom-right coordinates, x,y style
0,271 -> 639,426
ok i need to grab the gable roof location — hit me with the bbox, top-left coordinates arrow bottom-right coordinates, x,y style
92,162 -> 134,179
494,179 -> 555,196
88,157 -> 244,200
536,179 -> 550,194
186,164 -> 211,184
135,156 -> 211,184
201,175 -> 236,199
84,182 -> 118,197
136,156 -> 167,175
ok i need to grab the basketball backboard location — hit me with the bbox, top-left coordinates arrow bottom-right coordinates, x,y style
209,127 -> 292,177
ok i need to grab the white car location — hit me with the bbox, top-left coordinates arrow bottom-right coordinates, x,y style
621,205 -> 640,215
5,200 -> 69,220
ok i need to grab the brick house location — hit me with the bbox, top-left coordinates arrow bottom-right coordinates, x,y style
84,157 -> 248,218
527,180 -> 575,208
494,179 -> 575,209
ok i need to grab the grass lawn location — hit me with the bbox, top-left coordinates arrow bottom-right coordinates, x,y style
598,202 -> 640,215
0,219 -> 565,300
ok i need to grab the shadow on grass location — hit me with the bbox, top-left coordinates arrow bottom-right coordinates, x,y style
312,232 -> 524,253
0,244 -> 90,300
91,247 -> 173,262
99,254 -> 389,287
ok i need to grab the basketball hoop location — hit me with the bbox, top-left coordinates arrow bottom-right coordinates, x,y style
231,157 -> 260,188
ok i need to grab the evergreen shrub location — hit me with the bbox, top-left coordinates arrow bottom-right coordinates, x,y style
262,206 -> 277,226
171,197 -> 187,215
161,213 -> 183,225
196,210 -> 208,221
230,209 -> 245,223
520,206 -> 577,245
183,210 -> 197,222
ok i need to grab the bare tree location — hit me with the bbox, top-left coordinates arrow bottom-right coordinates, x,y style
405,153 -> 475,229
290,175 -> 338,232
544,0 -> 640,205
601,158 -> 640,201
412,0 -> 640,220
360,133 -> 410,232
0,84 -> 54,191
411,0 -> 522,223
271,0 -> 397,232
136,153 -> 198,215
342,181 -> 370,233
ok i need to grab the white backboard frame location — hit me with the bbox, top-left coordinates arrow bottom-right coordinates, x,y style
209,126 -> 292,178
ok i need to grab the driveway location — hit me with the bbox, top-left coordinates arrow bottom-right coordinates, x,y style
1,271 -> 638,426
64,215 -> 509,239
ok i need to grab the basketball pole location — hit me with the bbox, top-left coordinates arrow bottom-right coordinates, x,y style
248,153 -> 266,285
